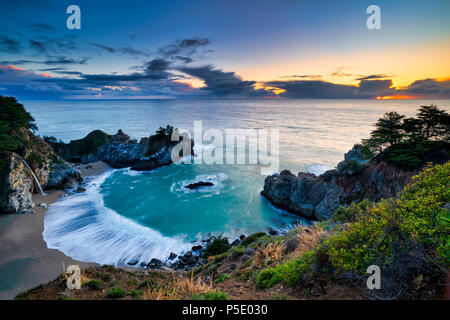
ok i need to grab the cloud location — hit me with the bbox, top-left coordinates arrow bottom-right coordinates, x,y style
90,43 -> 149,57
355,74 -> 390,80
29,23 -> 54,32
265,80 -> 357,98
0,35 -> 21,53
358,79 -> 395,97
159,37 -> 211,61
90,43 -> 116,53
43,56 -> 88,65
178,65 -> 262,96
402,78 -> 450,98
28,35 -> 77,54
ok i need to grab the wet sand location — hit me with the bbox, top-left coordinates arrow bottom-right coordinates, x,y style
0,161 -> 110,299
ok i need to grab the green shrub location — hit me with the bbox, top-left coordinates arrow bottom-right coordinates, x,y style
214,273 -> 231,284
333,199 -> 373,223
255,268 -> 280,289
325,162 -> 450,273
105,286 -> 127,298
241,232 -> 266,246
138,278 -> 157,289
192,290 -> 229,300
82,279 -> 104,290
203,234 -> 231,257
256,250 -> 317,289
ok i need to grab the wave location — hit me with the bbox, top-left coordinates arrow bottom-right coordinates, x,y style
170,172 -> 228,195
43,169 -> 191,266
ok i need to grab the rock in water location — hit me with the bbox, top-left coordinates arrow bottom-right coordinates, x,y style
261,147 -> 422,220
184,181 -> 214,190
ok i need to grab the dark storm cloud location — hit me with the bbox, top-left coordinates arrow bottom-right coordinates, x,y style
29,23 -> 54,32
90,43 -> 149,57
90,43 -> 116,53
81,58 -> 172,82
43,56 -> 88,65
0,35 -> 21,53
159,37 -> 210,60
178,65 -> 262,96
358,79 -> 395,97
29,39 -> 46,53
265,79 -> 397,99
266,80 -> 358,98
28,35 -> 77,54
403,78 -> 450,97
355,74 -> 390,80
279,74 -> 323,79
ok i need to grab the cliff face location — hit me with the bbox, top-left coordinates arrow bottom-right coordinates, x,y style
0,130 -> 81,214
261,145 -> 446,220
51,128 -> 194,170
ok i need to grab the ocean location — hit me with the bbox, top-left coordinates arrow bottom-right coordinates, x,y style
25,98 -> 449,266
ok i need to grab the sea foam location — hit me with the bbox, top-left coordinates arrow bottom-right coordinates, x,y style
43,170 -> 191,266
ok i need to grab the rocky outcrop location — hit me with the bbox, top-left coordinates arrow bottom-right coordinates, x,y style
46,162 -> 82,189
261,145 -> 421,220
1,131 -> 82,214
51,128 -> 194,171
0,152 -> 35,214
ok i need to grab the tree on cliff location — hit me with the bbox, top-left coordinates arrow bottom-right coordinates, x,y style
362,111 -> 405,152
363,105 -> 449,154
0,96 -> 38,153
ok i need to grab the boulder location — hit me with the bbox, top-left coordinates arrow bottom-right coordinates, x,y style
185,181 -> 214,190
46,161 -> 81,189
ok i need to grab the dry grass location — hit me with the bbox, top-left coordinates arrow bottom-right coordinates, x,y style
290,225 -> 325,260
142,272 -> 212,300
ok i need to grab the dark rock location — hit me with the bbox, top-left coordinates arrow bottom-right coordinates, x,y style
147,258 -> 163,269
47,162 -> 82,189
75,186 -> 86,193
283,237 -> 300,254
186,256 -> 198,265
261,145 -> 425,220
127,257 -> 139,266
192,245 -> 202,251
244,248 -> 255,256
239,234 -> 246,241
185,181 -> 214,190
169,252 -> 178,260
231,239 -> 240,246
268,227 -> 278,236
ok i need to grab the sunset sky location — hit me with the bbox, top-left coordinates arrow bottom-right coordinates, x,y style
0,0 -> 449,99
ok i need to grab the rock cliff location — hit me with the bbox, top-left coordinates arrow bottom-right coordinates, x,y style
261,144 -> 449,220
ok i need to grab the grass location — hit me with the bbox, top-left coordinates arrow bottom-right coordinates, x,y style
105,286 -> 127,298
192,290 -> 229,300
82,279 -> 104,290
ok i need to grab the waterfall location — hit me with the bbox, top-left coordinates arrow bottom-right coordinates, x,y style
20,157 -> 46,196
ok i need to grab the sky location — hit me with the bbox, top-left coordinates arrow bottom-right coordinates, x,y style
0,0 -> 449,99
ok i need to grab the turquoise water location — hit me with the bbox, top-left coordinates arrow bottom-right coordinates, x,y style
39,99 -> 449,266
102,165 -> 300,241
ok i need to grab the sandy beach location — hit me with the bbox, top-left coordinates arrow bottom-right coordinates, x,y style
0,161 -> 110,299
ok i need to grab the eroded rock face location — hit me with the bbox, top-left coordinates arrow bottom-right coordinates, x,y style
46,162 -> 82,189
0,152 -> 35,214
1,131 -> 82,214
261,146 -> 419,220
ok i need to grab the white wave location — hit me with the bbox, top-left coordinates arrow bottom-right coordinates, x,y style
43,169 -> 191,266
170,172 -> 228,195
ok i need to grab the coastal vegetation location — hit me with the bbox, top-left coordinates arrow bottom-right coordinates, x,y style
5,96 -> 448,300
362,105 -> 449,168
